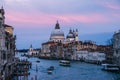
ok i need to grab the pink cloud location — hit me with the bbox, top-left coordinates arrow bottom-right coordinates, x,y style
112,13 -> 120,19
5,11 -> 55,25
59,13 -> 109,23
106,3 -> 120,10
99,2 -> 120,10
5,10 -> 110,27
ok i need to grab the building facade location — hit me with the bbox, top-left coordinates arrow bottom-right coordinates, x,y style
28,44 -> 40,56
76,51 -> 105,63
0,6 -> 6,79
0,7 -> 16,80
41,21 -> 100,60
113,30 -> 120,66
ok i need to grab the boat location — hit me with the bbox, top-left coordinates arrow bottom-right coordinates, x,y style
101,64 -> 120,72
59,60 -> 70,66
47,66 -> 54,74
47,70 -> 52,74
36,60 -> 40,63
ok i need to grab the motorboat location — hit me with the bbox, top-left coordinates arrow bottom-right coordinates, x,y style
47,66 -> 54,74
47,70 -> 52,74
59,60 -> 70,66
36,60 -> 40,63
101,64 -> 119,72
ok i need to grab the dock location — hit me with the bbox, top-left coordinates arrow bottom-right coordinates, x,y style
13,58 -> 32,80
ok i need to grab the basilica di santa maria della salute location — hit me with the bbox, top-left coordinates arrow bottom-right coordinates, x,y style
40,21 -> 105,61
28,20 -> 112,63
49,21 -> 79,43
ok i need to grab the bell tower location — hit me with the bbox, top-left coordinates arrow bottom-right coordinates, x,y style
75,29 -> 79,41
0,7 -> 7,60
0,6 -> 5,23
0,6 -> 6,52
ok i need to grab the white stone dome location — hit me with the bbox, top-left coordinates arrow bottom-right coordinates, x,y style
51,29 -> 64,37
50,21 -> 65,42
66,29 -> 75,38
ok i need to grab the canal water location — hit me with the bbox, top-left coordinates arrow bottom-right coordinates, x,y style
15,53 -> 120,80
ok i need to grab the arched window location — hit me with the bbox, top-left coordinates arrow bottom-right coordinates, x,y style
3,51 -> 6,60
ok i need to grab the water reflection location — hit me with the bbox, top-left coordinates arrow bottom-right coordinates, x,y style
16,53 -> 120,80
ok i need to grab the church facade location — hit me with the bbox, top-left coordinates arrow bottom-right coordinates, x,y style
28,44 -> 39,56
113,30 -> 120,66
41,21 -> 97,60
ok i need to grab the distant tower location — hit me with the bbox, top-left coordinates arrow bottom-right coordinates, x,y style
29,44 -> 33,55
0,6 -> 6,50
0,6 -> 5,23
0,6 -> 5,26
75,29 -> 79,41
29,44 -> 33,51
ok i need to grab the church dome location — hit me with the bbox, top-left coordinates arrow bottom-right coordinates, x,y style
66,29 -> 75,38
50,21 -> 64,42
51,30 -> 64,37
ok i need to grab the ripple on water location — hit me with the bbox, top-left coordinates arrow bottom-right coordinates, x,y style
16,54 -> 120,80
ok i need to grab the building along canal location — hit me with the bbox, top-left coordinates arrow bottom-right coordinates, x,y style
15,53 -> 120,80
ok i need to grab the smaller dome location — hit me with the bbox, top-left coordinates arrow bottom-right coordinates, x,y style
66,29 -> 75,38
67,34 -> 75,38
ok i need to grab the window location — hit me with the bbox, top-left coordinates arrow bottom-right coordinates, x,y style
0,40 -> 1,46
3,51 -> 6,60
116,50 -> 118,54
0,21 -> 2,27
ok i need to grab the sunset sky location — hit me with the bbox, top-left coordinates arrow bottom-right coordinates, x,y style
0,0 -> 120,49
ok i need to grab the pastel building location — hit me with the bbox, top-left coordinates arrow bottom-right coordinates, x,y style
113,30 -> 120,66
76,51 -> 105,63
41,21 -> 106,61
0,7 -> 6,79
0,7 -> 16,80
